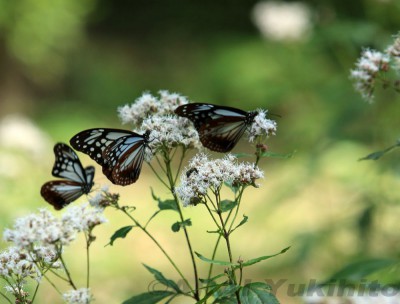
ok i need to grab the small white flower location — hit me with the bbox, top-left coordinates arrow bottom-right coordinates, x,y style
118,90 -> 189,128
63,288 -> 93,304
248,110 -> 277,142
62,203 -> 107,232
175,153 -> 264,206
141,115 -> 201,159
350,48 -> 390,102
3,209 -> 68,248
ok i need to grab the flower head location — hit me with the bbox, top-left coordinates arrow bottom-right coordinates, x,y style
350,48 -> 390,102
62,203 -> 107,233
63,288 -> 93,304
118,90 -> 189,128
247,110 -> 277,142
175,153 -> 264,206
141,115 -> 201,158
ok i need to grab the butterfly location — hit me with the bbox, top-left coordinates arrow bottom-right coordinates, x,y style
70,128 -> 150,186
41,143 -> 95,210
174,103 -> 257,152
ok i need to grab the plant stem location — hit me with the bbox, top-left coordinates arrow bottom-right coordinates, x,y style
85,233 -> 90,289
0,291 -> 12,304
204,233 -> 222,301
164,151 -> 200,300
118,206 -> 195,297
58,249 -> 77,290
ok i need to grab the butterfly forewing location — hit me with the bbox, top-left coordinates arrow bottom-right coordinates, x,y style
70,128 -> 135,166
41,143 -> 95,210
70,128 -> 149,186
104,136 -> 146,185
175,103 -> 256,152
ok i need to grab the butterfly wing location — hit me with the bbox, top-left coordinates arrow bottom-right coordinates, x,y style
175,103 -> 256,152
103,135 -> 146,185
41,181 -> 88,210
41,143 -> 95,210
70,128 -> 136,166
52,143 -> 89,183
70,128 -> 147,186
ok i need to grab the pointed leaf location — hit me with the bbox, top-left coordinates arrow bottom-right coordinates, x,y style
231,215 -> 248,232
107,225 -> 134,246
241,247 -> 290,267
214,284 -> 240,302
239,282 -> 279,304
195,252 -> 234,266
359,141 -> 400,161
122,291 -> 175,304
220,200 -> 238,213
143,264 -> 182,293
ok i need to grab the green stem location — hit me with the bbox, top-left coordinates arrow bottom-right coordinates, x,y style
119,206 -> 195,296
0,291 -> 12,304
164,151 -> 200,301
85,233 -> 90,289
58,249 -> 77,290
204,234 -> 222,301
31,282 -> 40,303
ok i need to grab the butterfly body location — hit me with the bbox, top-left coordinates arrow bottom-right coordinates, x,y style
70,128 -> 150,186
175,103 -> 257,152
41,143 -> 95,210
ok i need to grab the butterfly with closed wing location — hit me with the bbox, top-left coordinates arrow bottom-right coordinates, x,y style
70,128 -> 150,186
41,143 -> 95,210
175,103 -> 257,153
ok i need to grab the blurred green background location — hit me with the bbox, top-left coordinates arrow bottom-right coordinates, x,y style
1,0 -> 400,303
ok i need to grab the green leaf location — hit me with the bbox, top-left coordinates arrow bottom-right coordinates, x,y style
143,264 -> 182,293
260,151 -> 295,159
214,284 -> 240,303
241,247 -> 290,267
151,188 -> 178,212
220,200 -> 238,212
325,259 -> 399,283
122,291 -> 175,304
224,181 -> 240,193
359,141 -> 400,161
196,285 -> 222,304
231,215 -> 248,232
107,225 -> 134,246
171,219 -> 192,232
239,282 -> 279,304
195,252 -> 234,266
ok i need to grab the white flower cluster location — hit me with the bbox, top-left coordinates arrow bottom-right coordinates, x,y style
62,288 -> 93,304
248,110 -> 277,142
386,33 -> 400,68
119,90 -> 201,156
118,90 -> 189,128
4,206 -> 107,250
142,115 -> 201,158
0,246 -> 41,281
175,153 -> 264,206
350,48 -> 390,103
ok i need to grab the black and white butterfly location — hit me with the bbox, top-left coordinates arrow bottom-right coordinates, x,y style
41,143 -> 95,210
175,103 -> 257,152
70,128 -> 150,186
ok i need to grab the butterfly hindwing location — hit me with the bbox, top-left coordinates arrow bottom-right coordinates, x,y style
70,128 -> 149,186
41,143 -> 95,210
175,103 -> 256,152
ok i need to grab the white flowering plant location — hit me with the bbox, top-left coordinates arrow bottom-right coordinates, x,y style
1,91 -> 289,304
350,32 -> 400,161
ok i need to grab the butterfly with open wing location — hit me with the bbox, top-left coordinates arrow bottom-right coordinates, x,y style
41,143 -> 95,210
174,103 -> 257,153
70,128 -> 150,186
